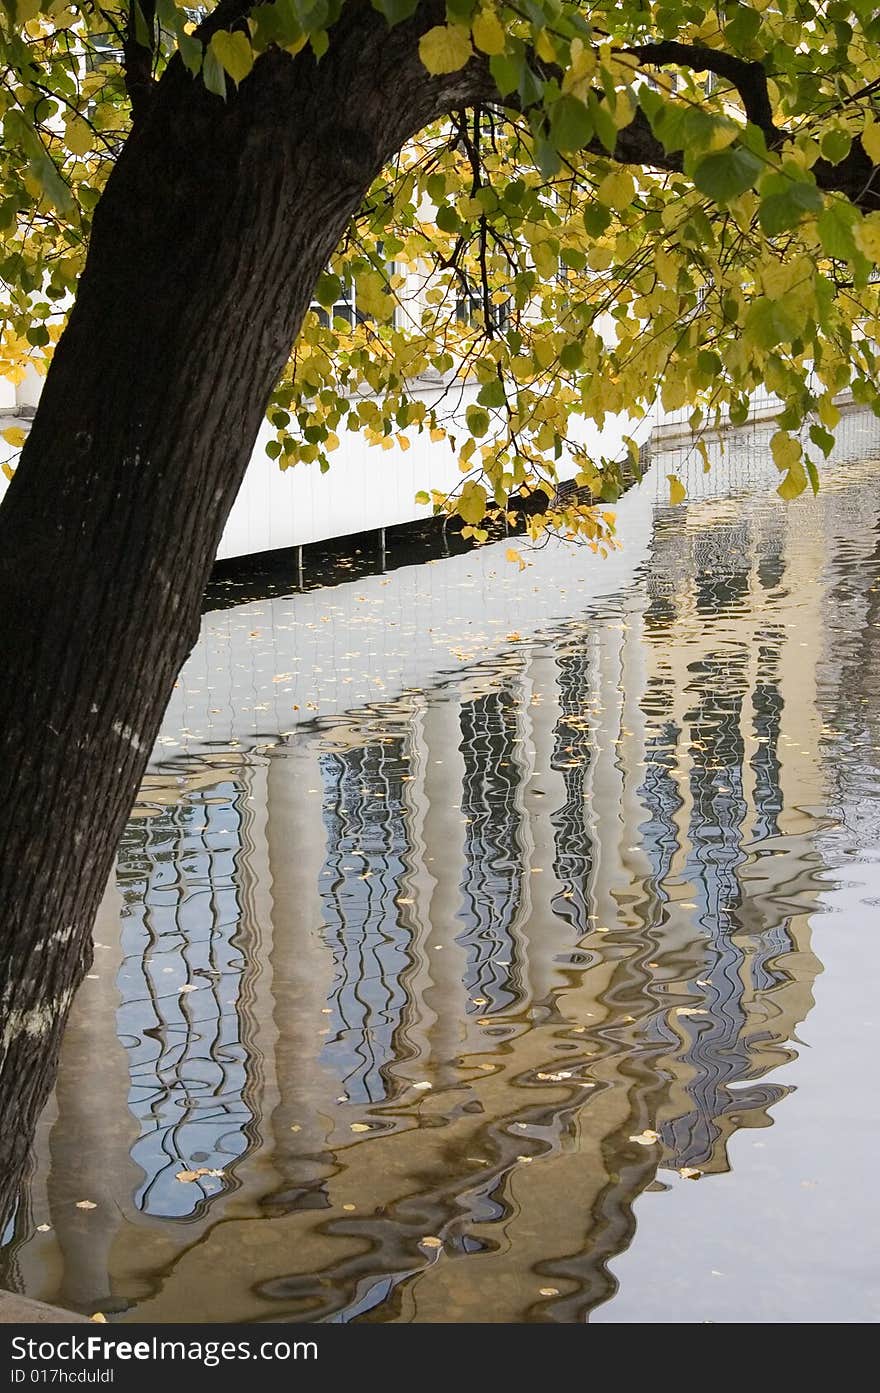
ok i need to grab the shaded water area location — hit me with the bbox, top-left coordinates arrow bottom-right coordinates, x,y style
3,412 -> 880,1323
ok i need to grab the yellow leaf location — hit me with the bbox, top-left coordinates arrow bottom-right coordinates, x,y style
777,461 -> 807,500
472,10 -> 505,56
505,545 -> 527,571
64,118 -> 94,157
667,474 -> 686,505
863,117 -> 880,164
596,169 -> 635,210
628,1130 -> 660,1146
420,1235 -> 443,1248
770,429 -> 801,473
419,24 -> 473,75
535,29 -> 556,63
350,1122 -> 370,1133
354,269 -> 393,321
854,211 -> 880,263
209,30 -> 254,85
1,426 -> 26,448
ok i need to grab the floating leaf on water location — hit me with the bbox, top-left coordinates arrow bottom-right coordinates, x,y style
176,1167 -> 225,1183
420,1235 -> 443,1249
680,1167 -> 702,1180
350,1122 -> 370,1133
629,1130 -> 660,1146
36,1223 -> 51,1233
178,984 -> 197,994
90,1313 -> 107,1323
539,1287 -> 560,1297
516,1155 -> 533,1163
76,1200 -> 97,1210
412,1081 -> 432,1091
342,1203 -> 356,1212
676,1007 -> 709,1017
290,1124 -> 302,1133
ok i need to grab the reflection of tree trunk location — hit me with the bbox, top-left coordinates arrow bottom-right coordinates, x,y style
419,697 -> 468,1081
266,746 -> 336,1187
45,879 -> 140,1316
0,5 -> 492,1227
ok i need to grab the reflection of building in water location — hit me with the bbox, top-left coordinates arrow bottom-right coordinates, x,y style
456,684 -> 527,1016
317,736 -> 417,1104
115,783 -> 262,1217
13,458 -> 880,1323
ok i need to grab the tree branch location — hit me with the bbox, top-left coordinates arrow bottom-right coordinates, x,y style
625,40 -> 776,137
123,0 -> 157,124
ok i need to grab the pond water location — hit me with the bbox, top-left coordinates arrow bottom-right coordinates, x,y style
3,412 -> 880,1324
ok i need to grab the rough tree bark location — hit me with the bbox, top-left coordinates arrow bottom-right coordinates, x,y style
0,0 -> 491,1223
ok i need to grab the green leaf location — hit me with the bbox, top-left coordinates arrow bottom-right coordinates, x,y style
477,378 -> 506,408
583,202 -> 611,237
202,47 -> 227,99
809,422 -> 835,457
818,200 -> 860,259
210,30 -> 254,86
370,0 -> 419,25
550,94 -> 592,152
758,181 -> 822,235
725,4 -> 762,51
559,341 -> 584,371
315,272 -> 342,307
489,49 -> 523,99
820,127 -> 852,164
588,93 -> 617,155
693,146 -> 762,202
465,404 -> 491,437
745,296 -> 801,348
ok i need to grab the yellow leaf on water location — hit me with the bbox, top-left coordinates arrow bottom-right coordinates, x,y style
539,1287 -> 560,1296
629,1130 -> 660,1146
1,426 -> 26,449
350,1122 -> 370,1133
505,546 -> 527,572
680,1167 -> 703,1180
90,1313 -> 107,1323
420,1235 -> 443,1248
76,1200 -> 97,1210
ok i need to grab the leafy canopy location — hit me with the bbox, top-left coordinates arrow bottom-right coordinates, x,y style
3,1 -> 880,530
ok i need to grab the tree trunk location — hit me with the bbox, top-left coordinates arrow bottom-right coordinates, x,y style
0,3 -> 489,1223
